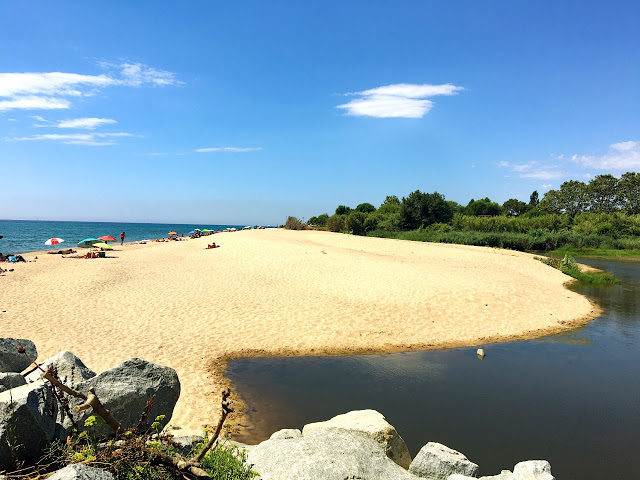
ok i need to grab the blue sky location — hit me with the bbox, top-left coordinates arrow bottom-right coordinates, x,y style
1,1 -> 638,224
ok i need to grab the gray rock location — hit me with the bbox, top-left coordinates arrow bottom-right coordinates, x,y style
25,351 -> 96,386
409,442 -> 478,479
512,461 -> 554,480
247,428 -> 418,480
269,428 -> 302,440
0,386 -> 5,394
62,358 -> 180,437
170,433 -> 206,457
0,373 -> 26,390
48,464 -> 114,480
0,338 -> 37,373
0,380 -> 57,471
302,409 -> 412,469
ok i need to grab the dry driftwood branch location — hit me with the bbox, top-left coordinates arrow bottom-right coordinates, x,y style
150,452 -> 210,477
192,389 -> 233,463
42,373 -> 124,435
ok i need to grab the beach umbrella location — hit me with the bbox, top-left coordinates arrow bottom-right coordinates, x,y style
45,238 -> 64,246
168,231 -> 177,235
78,238 -> 100,248
194,229 -> 201,232
93,242 -> 113,250
98,235 -> 117,242
188,230 -> 197,235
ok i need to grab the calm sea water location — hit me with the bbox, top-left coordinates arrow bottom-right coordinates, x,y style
227,258 -> 640,480
0,220 -> 250,254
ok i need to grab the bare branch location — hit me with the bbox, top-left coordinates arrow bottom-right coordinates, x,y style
193,389 -> 233,463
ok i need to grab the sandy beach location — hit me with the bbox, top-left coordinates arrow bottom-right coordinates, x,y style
0,229 -> 598,432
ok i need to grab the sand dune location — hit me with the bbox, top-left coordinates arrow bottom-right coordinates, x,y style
0,229 -> 597,431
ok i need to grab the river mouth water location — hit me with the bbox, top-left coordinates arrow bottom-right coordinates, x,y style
227,258 -> 640,480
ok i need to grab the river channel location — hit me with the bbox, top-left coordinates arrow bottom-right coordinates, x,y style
227,258 -> 640,479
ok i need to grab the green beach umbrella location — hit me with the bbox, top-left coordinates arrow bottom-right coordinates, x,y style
93,242 -> 113,250
78,238 -> 100,248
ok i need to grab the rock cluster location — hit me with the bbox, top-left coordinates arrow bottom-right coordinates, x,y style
239,412 -> 556,480
0,338 -> 180,472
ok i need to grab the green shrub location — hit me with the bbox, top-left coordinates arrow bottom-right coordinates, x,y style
284,216 -> 304,230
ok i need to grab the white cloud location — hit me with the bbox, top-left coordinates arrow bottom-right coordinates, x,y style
9,132 -> 134,146
336,83 -> 463,118
0,62 -> 179,111
140,152 -> 169,156
0,96 -> 70,111
570,141 -> 640,170
57,117 -> 117,129
495,161 -> 565,179
196,147 -> 262,153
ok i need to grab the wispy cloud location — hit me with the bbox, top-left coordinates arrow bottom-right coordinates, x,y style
57,117 -> 117,129
0,62 -> 179,111
495,140 -> 640,184
495,161 -> 565,180
196,147 -> 262,153
140,152 -> 169,157
336,83 -> 463,118
569,141 -> 640,170
9,132 -> 134,146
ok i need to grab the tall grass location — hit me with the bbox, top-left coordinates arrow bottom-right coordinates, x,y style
367,228 -> 640,253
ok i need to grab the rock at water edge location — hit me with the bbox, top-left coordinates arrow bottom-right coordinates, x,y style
409,442 -> 478,479
302,409 -> 412,469
247,428 -> 417,480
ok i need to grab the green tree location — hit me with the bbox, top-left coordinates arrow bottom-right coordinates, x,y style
355,202 -> 376,213
400,190 -> 453,230
529,190 -> 539,207
345,211 -> 368,235
308,213 -> 329,227
619,172 -> 640,214
326,214 -> 346,232
540,180 -> 589,217
464,197 -> 503,216
588,174 -> 620,213
335,205 -> 352,215
502,198 -> 529,216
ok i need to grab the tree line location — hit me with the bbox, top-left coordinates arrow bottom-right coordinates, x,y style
301,172 -> 640,243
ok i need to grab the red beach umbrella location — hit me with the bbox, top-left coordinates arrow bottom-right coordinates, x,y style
45,238 -> 64,245
98,235 -> 117,242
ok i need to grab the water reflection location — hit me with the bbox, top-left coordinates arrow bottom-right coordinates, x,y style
227,259 -> 640,479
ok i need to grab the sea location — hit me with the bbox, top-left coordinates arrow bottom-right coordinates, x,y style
0,219 -> 257,254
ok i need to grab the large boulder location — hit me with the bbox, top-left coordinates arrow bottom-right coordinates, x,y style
0,338 -> 37,373
246,427 -> 418,480
302,409 -> 412,469
0,373 -> 26,390
48,464 -> 114,480
512,461 -> 554,480
24,351 -> 96,386
409,442 -> 478,479
0,381 -> 57,471
61,358 -> 180,437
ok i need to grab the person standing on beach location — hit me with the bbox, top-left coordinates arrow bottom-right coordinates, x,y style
120,232 -> 125,246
